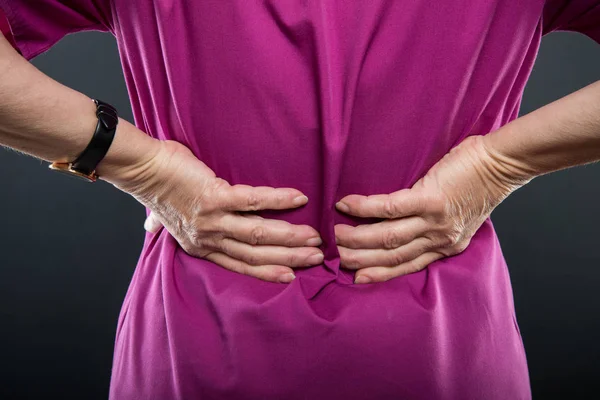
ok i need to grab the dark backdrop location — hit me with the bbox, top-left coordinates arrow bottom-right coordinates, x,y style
0,30 -> 598,399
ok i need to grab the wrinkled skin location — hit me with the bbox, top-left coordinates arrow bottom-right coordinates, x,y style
138,134 -> 531,284
120,139 -> 325,284
334,134 -> 532,284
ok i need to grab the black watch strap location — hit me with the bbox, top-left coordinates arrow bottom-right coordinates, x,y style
71,99 -> 119,176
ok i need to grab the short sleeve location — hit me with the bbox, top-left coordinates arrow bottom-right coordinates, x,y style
0,0 -> 113,61
542,0 -> 600,43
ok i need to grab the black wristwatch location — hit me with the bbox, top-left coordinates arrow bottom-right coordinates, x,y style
49,98 -> 119,182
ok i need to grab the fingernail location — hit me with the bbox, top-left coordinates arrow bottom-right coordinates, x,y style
305,236 -> 322,246
279,272 -> 296,283
354,275 -> 372,284
293,195 -> 308,206
307,252 -> 324,264
336,201 -> 350,213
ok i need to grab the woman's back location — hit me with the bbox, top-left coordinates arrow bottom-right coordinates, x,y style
3,0 -> 600,398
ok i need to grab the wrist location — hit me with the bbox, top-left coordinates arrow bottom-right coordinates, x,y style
95,118 -> 162,190
103,137 -> 205,207
467,133 -> 534,197
479,128 -> 538,186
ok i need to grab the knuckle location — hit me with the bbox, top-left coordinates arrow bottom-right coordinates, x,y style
436,247 -> 453,257
346,238 -> 360,249
382,229 -> 403,249
437,225 -> 461,247
216,239 -> 230,255
249,225 -> 267,245
205,219 -> 224,237
187,229 -> 203,246
205,233 -> 223,251
260,271 -> 279,283
438,234 -> 454,248
263,271 -> 280,283
181,241 -> 208,258
211,177 -> 229,192
198,195 -> 218,213
203,179 -> 226,205
418,238 -> 434,254
450,238 -> 471,254
275,192 -> 289,205
282,230 -> 298,247
390,251 -> 405,266
382,199 -> 398,219
341,233 -> 358,248
405,263 -> 422,275
237,260 -> 251,276
286,252 -> 300,267
196,247 -> 211,258
344,253 -> 362,269
422,235 -> 436,251
246,193 -> 261,210
201,250 -> 215,261
429,194 -> 447,217
246,252 -> 262,266
446,230 -> 462,247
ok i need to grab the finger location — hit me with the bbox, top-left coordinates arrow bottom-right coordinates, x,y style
218,184 -> 309,212
335,189 -> 427,219
243,213 -> 263,220
353,251 -> 445,284
203,252 -> 298,284
144,212 -> 163,233
339,237 -> 433,270
219,213 -> 322,247
335,217 -> 427,249
209,236 -> 324,268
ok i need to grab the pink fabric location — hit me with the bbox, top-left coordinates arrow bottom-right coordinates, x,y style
2,1 -> 599,399
0,8 -> 13,48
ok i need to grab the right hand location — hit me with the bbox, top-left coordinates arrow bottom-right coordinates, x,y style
116,139 -> 323,284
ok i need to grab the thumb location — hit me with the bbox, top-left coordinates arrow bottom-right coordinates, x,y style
144,212 -> 163,233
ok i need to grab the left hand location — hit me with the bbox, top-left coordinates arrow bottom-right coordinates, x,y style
335,134 -> 531,284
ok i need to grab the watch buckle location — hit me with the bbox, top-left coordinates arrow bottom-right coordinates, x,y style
48,162 -> 98,182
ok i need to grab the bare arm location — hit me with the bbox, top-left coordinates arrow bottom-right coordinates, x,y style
0,33 -> 323,284
0,33 -> 160,188
482,80 -> 600,184
333,80 -> 600,283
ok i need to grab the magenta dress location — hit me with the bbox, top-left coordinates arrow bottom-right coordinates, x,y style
2,1 -> 600,399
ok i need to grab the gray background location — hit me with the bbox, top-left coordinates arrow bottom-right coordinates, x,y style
0,30 -> 599,399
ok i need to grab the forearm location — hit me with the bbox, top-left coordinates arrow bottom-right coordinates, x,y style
482,80 -> 600,183
0,34 -> 160,188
